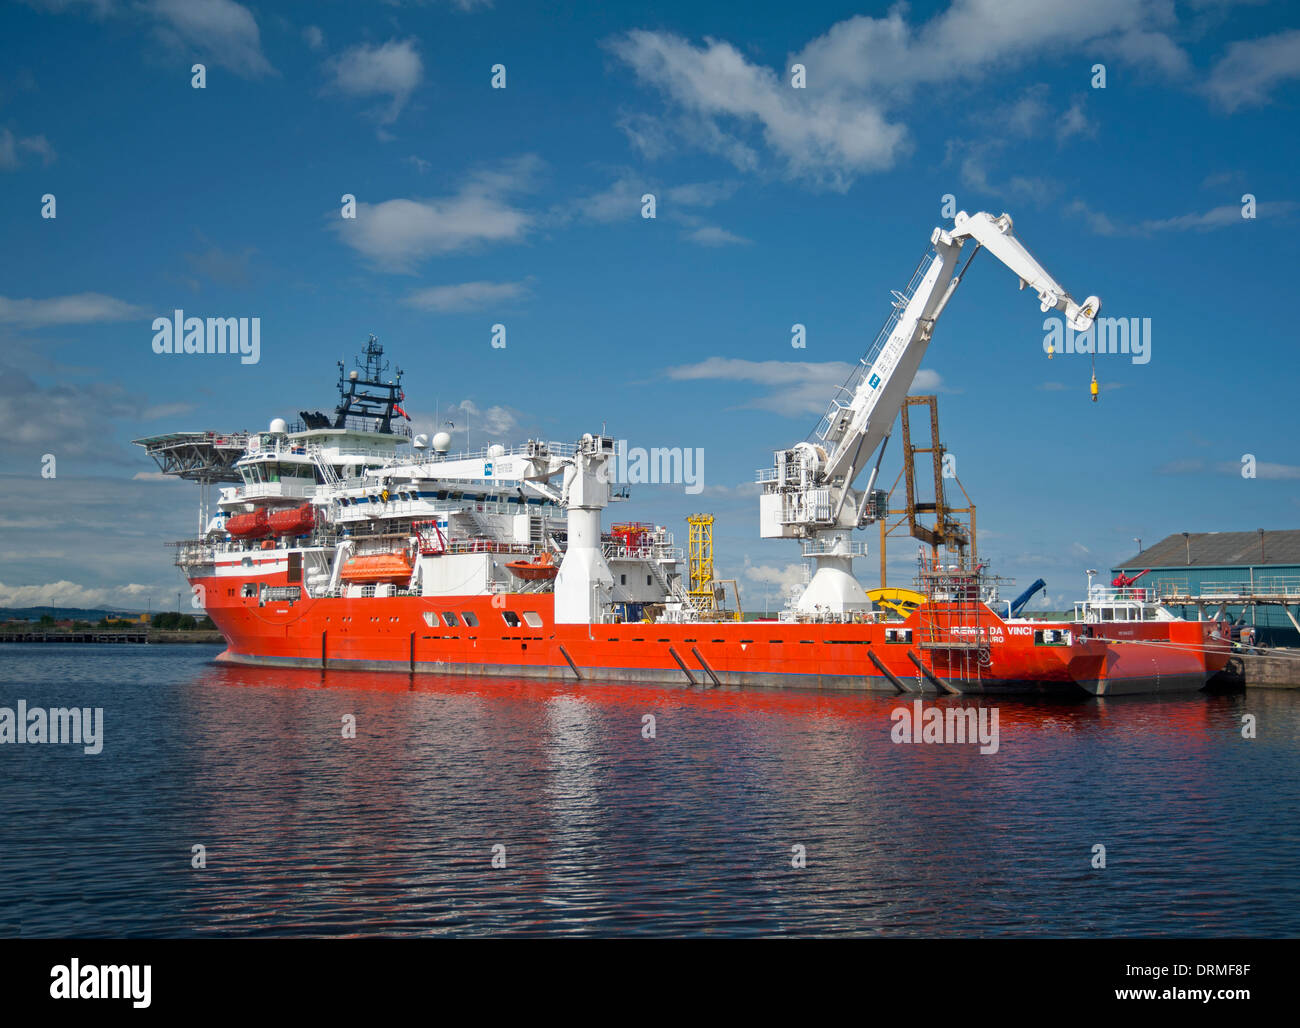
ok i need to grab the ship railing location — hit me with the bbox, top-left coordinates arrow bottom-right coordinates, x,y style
168,540 -> 217,566
285,415 -> 413,438
800,539 -> 869,557
603,543 -> 685,562
169,537 -> 333,559
423,440 -> 578,464
333,497 -> 550,526
311,445 -> 408,465
1156,577 -> 1300,600
777,609 -> 888,624
239,482 -> 317,501
433,540 -> 535,556
259,440 -> 381,461
1086,586 -> 1155,602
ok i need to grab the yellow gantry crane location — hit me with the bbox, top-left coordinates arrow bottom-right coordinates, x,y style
686,514 -> 744,620
687,513 -> 716,613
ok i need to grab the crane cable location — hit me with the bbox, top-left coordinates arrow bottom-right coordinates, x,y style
1043,300 -> 1099,402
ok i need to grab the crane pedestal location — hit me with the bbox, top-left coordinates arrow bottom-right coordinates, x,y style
795,535 -> 870,616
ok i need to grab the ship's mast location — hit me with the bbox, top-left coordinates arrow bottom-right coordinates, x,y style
333,335 -> 405,433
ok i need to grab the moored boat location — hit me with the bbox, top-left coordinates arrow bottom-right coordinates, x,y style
135,212 -> 1229,696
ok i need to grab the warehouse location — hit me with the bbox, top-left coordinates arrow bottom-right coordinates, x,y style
1112,530 -> 1300,647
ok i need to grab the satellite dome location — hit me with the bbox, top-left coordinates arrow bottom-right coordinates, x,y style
432,431 -> 452,453
269,418 -> 288,434
487,444 -> 505,458
412,433 -> 429,450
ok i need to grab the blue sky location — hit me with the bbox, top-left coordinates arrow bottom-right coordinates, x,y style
2,0 -> 1298,612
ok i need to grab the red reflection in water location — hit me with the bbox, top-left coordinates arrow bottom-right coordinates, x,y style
193,661 -> 1221,740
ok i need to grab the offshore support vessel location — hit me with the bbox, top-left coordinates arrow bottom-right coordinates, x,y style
137,211 -> 1230,696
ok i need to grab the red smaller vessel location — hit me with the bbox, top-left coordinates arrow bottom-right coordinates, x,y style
506,551 -> 559,581
226,508 -> 269,538
340,551 -> 412,583
268,502 -> 315,536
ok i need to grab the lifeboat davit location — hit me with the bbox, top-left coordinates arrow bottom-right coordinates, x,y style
506,550 -> 559,581
340,551 -> 413,583
268,502 -> 315,536
226,508 -> 270,538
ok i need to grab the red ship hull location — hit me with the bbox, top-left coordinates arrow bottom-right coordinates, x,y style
197,569 -> 1231,697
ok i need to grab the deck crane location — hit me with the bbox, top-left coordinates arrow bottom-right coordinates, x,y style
757,210 -> 1100,616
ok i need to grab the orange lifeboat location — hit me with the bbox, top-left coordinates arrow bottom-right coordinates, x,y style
268,502 -> 315,536
506,550 -> 559,581
340,551 -> 413,583
226,508 -> 270,538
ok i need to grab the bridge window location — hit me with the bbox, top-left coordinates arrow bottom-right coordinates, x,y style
522,611 -> 543,628
461,611 -> 480,627
501,611 -> 521,627
885,628 -> 912,644
1034,628 -> 1070,646
441,611 -> 460,627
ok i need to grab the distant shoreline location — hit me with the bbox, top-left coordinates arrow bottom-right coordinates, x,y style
0,629 -> 224,645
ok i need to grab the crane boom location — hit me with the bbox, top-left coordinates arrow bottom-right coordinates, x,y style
757,210 -> 1099,615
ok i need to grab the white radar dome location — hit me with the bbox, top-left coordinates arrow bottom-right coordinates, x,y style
432,431 -> 452,453
487,444 -> 505,458
269,418 -> 288,434
412,434 -> 429,450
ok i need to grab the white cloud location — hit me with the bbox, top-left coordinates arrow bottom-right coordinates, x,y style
182,237 -> 256,288
1216,460 -> 1300,480
1055,96 -> 1096,144
564,175 -> 738,224
667,357 -> 949,417
948,138 -> 1059,206
665,180 -> 739,207
568,176 -> 646,222
302,25 -> 324,51
609,29 -> 908,190
1163,458 -> 1300,480
742,561 -> 808,602
0,292 -> 144,327
0,579 -> 154,609
999,84 -> 1053,136
404,279 -> 531,312
0,358 -> 194,458
1105,30 -> 1192,79
1206,28 -> 1300,111
332,158 -> 538,271
1070,198 -> 1299,235
685,225 -> 751,247
609,3 -> 1202,188
16,0 -> 116,13
0,127 -> 56,170
148,0 -> 273,78
411,399 -> 527,452
794,1 -> 1160,92
325,37 -> 423,124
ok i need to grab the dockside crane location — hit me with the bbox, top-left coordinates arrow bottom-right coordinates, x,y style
757,210 -> 1100,615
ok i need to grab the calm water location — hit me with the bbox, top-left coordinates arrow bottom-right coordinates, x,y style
1,643 -> 1297,937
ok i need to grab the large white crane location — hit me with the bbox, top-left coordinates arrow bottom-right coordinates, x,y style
758,210 -> 1100,616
